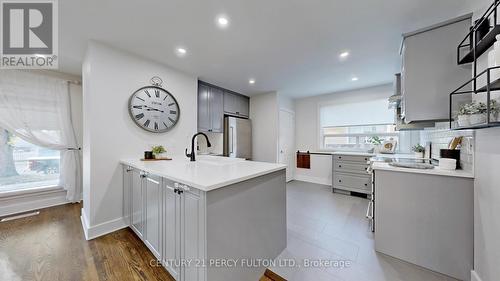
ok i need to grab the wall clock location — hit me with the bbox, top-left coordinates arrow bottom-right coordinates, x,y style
128,77 -> 180,133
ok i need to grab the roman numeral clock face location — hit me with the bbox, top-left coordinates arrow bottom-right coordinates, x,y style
128,86 -> 180,133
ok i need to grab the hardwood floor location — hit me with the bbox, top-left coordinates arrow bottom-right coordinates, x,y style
0,203 -> 174,281
0,203 -> 285,281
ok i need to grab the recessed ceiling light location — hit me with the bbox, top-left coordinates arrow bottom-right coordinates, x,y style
176,47 -> 187,57
351,77 -> 359,81
339,51 -> 350,59
249,79 -> 255,84
217,16 -> 229,28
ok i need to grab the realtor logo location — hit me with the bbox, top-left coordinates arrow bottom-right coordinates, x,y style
0,0 -> 58,69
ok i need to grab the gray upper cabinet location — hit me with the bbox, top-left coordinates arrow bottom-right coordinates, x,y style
401,16 -> 471,123
209,87 -> 224,132
224,91 -> 249,117
198,83 -> 224,133
198,84 -> 210,132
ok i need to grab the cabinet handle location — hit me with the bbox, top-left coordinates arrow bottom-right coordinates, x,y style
147,177 -> 160,185
339,156 -> 342,159
236,112 -> 240,114
126,167 -> 133,172
339,165 -> 342,168
365,183 -> 368,186
339,180 -> 342,183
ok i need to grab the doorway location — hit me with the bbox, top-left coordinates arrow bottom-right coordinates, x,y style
278,109 -> 295,182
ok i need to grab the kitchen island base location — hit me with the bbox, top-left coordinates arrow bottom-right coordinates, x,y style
123,163 -> 286,281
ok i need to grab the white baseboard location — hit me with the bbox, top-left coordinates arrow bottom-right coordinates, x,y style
471,270 -> 483,281
293,175 -> 331,186
0,188 -> 69,217
80,208 -> 128,240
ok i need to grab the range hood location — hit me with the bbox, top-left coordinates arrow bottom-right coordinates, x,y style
388,73 -> 402,109
390,73 -> 436,131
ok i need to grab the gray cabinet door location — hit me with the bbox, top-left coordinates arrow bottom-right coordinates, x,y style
145,174 -> 162,260
162,180 -> 181,281
402,18 -> 471,122
198,84 -> 210,132
131,169 -> 144,238
209,87 -> 224,133
181,187 -> 205,281
236,95 -> 249,117
224,91 -> 249,117
223,91 -> 237,115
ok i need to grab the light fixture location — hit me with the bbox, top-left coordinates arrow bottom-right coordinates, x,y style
339,51 -> 350,59
176,47 -> 187,57
217,16 -> 229,28
249,79 -> 255,85
351,77 -> 359,81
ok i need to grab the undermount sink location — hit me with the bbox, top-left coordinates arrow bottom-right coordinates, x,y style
389,162 -> 435,169
195,156 -> 246,166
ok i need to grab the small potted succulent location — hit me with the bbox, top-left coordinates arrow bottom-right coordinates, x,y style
457,102 -> 472,127
411,144 -> 425,159
152,145 -> 167,159
469,101 -> 487,125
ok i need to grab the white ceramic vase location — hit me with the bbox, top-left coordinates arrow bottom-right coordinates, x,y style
470,113 -> 487,125
457,115 -> 470,127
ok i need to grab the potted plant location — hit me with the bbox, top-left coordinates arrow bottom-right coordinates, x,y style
152,145 -> 167,159
489,99 -> 500,122
412,144 -> 425,159
368,136 -> 383,153
457,103 -> 472,127
469,101 -> 487,125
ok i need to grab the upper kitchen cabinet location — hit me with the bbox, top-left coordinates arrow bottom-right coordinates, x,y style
224,91 -> 249,117
401,15 -> 472,123
198,82 -> 224,133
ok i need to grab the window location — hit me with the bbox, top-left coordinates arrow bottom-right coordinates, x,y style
0,129 -> 60,193
319,99 -> 397,150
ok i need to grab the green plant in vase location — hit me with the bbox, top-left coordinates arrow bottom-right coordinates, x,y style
152,145 -> 167,159
412,144 -> 425,159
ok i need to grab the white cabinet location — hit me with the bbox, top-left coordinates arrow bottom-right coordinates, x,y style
162,180 -> 181,280
180,186 -> 205,281
145,174 -> 162,259
123,166 -> 206,281
131,169 -> 145,239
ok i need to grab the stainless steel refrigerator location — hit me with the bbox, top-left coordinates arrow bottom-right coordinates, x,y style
223,116 -> 252,159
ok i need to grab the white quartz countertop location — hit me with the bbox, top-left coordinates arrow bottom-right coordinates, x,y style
372,162 -> 474,178
120,156 -> 286,192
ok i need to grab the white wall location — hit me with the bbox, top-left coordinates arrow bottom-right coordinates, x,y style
250,92 -> 279,163
470,2 -> 500,280
82,41 -> 197,237
474,128 -> 500,281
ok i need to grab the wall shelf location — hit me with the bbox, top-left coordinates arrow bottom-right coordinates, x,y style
449,67 -> 500,130
458,25 -> 500,65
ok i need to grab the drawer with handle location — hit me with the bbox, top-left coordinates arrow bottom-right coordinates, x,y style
333,173 -> 371,191
333,154 -> 372,163
333,162 -> 370,175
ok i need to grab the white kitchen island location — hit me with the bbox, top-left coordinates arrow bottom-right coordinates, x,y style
120,156 -> 287,281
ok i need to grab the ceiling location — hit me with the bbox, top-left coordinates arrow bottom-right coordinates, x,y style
59,0 -> 477,98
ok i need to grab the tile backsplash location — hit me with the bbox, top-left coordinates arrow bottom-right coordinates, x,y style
420,122 -> 475,173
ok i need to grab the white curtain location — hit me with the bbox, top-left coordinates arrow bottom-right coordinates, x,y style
320,98 -> 394,127
0,70 -> 81,202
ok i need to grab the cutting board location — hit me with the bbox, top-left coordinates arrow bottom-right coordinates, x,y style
140,158 -> 172,161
